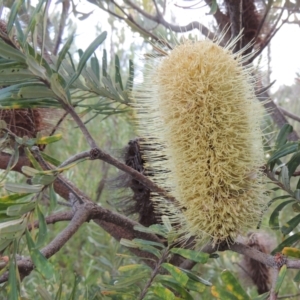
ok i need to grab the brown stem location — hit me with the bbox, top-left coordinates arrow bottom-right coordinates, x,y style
279,107 -> 300,123
27,211 -> 74,230
270,268 -> 279,300
258,90 -> 299,142
224,0 -> 243,52
60,102 -> 97,148
53,0 -> 70,56
0,202 -> 91,283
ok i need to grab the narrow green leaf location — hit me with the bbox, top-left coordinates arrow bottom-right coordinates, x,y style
162,263 -> 189,287
0,68 -> 36,83
282,247 -> 300,258
287,151 -> 300,178
21,166 -> 40,177
269,200 -> 294,230
102,49 -> 107,77
23,0 -> 45,42
252,292 -> 270,300
118,264 -> 147,273
119,238 -> 141,248
14,18 -> 24,46
31,174 -> 56,185
57,34 -> 74,71
36,205 -> 47,248
26,55 -> 47,79
0,193 -> 30,203
0,218 -> 25,235
294,270 -> 300,282
186,279 -> 206,293
133,238 -> 164,248
0,39 -> 26,62
280,166 -> 290,190
170,248 -> 209,263
55,281 -> 63,300
275,265 -> 287,293
0,240 -> 13,252
160,279 -> 193,300
36,286 -> 52,300
211,285 -> 239,300
111,270 -> 149,289
126,59 -> 134,91
267,195 -> 292,208
150,285 -> 175,300
121,238 -> 162,257
162,215 -> 172,232
25,230 -> 55,279
24,148 -> 42,171
8,245 -> 19,300
91,55 -> 100,80
66,52 -> 76,71
272,232 -> 300,254
297,177 -> 300,189
6,201 -> 36,216
268,143 -> 298,164
294,189 -> 300,201
114,55 -> 123,90
36,133 -> 62,145
5,182 -> 43,193
7,0 -> 24,33
281,214 -> 300,235
134,224 -> 168,238
292,202 -> 300,212
0,147 -> 19,182
68,275 -> 81,300
41,152 -> 61,167
276,124 -> 293,148
208,0 -> 218,15
41,0 -> 50,66
29,43 -> 53,76
49,185 -> 57,209
67,32 -> 107,88
220,270 -> 250,300
18,85 -> 55,99
78,49 -> 84,59
50,73 -> 69,103
179,267 -> 212,286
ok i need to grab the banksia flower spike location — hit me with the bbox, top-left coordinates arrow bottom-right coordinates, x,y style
133,35 -> 267,246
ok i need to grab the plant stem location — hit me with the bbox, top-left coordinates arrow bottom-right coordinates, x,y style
138,249 -> 169,300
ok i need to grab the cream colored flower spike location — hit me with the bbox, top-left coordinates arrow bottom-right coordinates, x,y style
134,37 -> 267,246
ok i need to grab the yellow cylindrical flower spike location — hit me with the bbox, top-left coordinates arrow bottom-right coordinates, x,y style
134,37 -> 267,246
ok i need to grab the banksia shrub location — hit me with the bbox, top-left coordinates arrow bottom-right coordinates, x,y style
133,37 -> 267,246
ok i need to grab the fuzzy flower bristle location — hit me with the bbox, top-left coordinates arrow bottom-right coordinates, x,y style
134,37 -> 267,245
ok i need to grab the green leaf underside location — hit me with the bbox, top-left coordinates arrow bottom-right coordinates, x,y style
269,200 -> 295,229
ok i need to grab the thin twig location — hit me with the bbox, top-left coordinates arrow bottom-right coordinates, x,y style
138,248 -> 169,300
0,202 -> 91,283
279,107 -> 300,123
27,211 -> 74,230
265,167 -> 294,196
257,89 -> 299,142
270,268 -> 279,300
90,148 -> 175,203
53,0 -> 70,55
58,151 -> 90,168
60,102 -> 97,149
31,146 -> 84,204
278,293 -> 300,299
